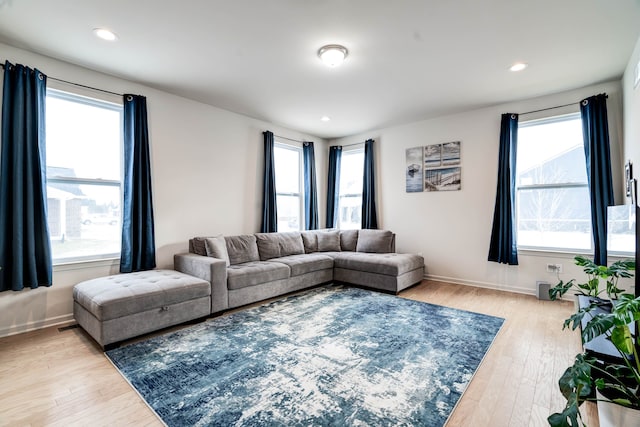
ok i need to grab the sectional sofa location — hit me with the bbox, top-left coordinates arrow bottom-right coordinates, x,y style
174,229 -> 425,314
73,229 -> 424,348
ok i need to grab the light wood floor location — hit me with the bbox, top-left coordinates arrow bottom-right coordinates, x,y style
0,280 -> 598,426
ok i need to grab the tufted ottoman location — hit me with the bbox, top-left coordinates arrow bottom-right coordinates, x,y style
73,269 -> 211,348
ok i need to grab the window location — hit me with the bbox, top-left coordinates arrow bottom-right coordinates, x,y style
338,148 -> 364,230
516,113 -> 592,251
45,89 -> 123,263
274,143 -> 303,231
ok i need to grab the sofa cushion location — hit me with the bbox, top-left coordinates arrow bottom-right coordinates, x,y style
269,253 -> 334,277
225,235 -> 260,265
317,231 -> 341,252
340,230 -> 359,252
301,231 -> 319,253
191,237 -> 208,256
356,229 -> 394,253
204,235 -> 230,266
255,232 -> 305,260
226,261 -> 290,290
333,252 -> 424,276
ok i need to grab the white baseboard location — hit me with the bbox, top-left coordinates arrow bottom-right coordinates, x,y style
424,273 -> 536,297
0,313 -> 75,338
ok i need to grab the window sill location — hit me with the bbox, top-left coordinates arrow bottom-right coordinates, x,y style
53,257 -> 120,272
518,247 -> 633,261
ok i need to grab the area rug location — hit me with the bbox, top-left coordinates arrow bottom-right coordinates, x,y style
106,285 -> 504,426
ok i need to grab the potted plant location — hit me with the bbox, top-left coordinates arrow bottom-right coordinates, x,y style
549,255 -> 633,301
548,257 -> 638,427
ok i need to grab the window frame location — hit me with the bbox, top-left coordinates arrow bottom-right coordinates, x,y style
274,141 -> 304,231
45,86 -> 124,265
515,112 -> 593,253
337,146 -> 365,230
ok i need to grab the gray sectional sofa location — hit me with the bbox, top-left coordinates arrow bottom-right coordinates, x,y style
73,229 -> 424,348
174,229 -> 425,314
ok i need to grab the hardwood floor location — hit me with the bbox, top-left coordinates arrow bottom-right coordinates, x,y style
0,280 -> 598,426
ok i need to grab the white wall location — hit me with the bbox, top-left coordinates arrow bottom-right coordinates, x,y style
332,80 -> 629,296
0,42 -> 328,337
623,35 -> 640,183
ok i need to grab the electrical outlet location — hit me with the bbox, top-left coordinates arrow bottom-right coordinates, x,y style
546,263 -> 563,273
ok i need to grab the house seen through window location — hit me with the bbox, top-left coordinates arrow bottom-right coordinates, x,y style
274,142 -> 302,231
516,113 -> 592,252
338,148 -> 364,230
45,89 -> 123,263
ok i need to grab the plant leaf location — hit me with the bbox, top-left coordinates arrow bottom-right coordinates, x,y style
581,313 -> 615,343
610,324 -> 634,355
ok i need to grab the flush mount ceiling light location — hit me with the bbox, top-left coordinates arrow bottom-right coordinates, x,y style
320,116 -> 331,122
509,62 -> 528,72
318,45 -> 348,67
93,28 -> 118,41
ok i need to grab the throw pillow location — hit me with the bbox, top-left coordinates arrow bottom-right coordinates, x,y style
225,235 -> 260,265
204,235 -> 230,266
191,237 -> 208,256
356,229 -> 394,253
317,231 -> 341,252
340,230 -> 359,251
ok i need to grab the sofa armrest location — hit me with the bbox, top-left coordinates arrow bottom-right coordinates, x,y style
174,253 -> 229,313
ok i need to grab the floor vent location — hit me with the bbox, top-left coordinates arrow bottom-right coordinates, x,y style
58,324 -> 79,332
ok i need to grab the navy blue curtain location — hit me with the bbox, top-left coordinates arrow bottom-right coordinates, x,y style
362,139 -> 378,229
120,94 -> 156,273
0,61 -> 52,292
581,94 -> 613,266
488,113 -> 519,265
303,141 -> 319,230
326,146 -> 342,228
261,131 -> 277,232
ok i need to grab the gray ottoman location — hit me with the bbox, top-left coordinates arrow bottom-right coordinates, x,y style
73,269 -> 211,348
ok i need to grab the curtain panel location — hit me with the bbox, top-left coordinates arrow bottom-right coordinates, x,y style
326,146 -> 342,228
0,61 -> 52,292
303,142 -> 319,230
362,139 -> 378,229
488,113 -> 519,265
261,131 -> 278,233
580,93 -> 613,266
120,94 -> 156,273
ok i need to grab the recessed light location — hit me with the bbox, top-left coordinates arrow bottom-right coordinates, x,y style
509,62 -> 528,72
320,116 -> 331,122
93,28 -> 118,41
318,45 -> 348,67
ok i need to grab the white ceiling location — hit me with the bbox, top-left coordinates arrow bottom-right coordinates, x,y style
0,0 -> 639,139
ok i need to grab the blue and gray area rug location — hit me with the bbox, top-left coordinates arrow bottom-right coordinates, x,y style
106,285 -> 504,426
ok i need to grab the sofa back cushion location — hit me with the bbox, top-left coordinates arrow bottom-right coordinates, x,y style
255,232 -> 305,260
317,230 -> 341,252
225,235 -> 260,265
355,229 -> 394,253
339,230 -> 359,252
301,231 -> 319,253
204,235 -> 231,266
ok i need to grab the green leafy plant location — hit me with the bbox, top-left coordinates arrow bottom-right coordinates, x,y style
549,255 -> 635,301
548,260 -> 638,427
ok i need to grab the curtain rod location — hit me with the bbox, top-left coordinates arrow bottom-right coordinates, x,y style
274,134 -> 307,144
1,61 -> 123,97
518,101 -> 578,116
518,94 -> 607,116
